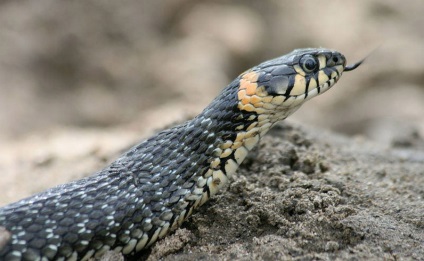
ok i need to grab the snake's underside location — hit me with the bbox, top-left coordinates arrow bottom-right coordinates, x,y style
0,48 -> 361,260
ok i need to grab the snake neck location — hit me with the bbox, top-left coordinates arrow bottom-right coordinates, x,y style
172,78 -> 302,206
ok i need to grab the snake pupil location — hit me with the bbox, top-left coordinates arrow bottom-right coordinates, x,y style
305,59 -> 316,70
300,55 -> 318,73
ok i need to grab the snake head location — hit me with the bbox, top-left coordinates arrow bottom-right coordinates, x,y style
237,48 -> 358,117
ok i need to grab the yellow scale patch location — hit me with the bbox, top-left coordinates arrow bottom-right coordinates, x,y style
237,70 -> 288,119
191,71 -> 277,207
238,71 -> 270,113
318,70 -> 330,85
291,74 -> 307,96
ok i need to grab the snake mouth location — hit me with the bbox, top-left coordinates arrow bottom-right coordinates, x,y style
287,64 -> 344,105
304,57 -> 364,99
309,68 -> 342,97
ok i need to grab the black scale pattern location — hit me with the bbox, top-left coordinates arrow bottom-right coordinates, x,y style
0,78 -> 256,260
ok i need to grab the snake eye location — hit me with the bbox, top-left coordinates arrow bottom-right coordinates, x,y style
300,55 -> 318,73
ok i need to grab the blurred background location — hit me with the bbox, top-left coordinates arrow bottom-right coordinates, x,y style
0,0 -> 423,203
1,0 -> 423,142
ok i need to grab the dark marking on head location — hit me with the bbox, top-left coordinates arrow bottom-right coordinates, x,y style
282,75 -> 295,99
268,75 -> 290,95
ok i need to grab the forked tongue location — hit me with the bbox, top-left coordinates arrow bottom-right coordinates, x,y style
345,58 -> 365,71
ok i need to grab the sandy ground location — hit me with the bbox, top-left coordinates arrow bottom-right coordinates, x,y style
0,0 -> 423,260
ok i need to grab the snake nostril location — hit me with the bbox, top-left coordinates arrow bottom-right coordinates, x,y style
332,56 -> 339,63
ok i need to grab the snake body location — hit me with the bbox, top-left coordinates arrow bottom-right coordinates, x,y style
0,48 -> 359,260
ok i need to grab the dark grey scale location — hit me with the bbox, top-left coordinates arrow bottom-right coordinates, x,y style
268,74 -> 289,93
41,247 -> 57,260
22,249 -> 39,261
80,195 -> 96,206
270,65 -> 297,77
204,146 -> 218,158
10,244 -> 25,256
118,232 -> 131,245
29,238 -> 46,249
258,72 -> 273,83
89,239 -> 104,251
261,66 -> 273,74
322,52 -> 333,61
322,67 -> 336,78
139,162 -> 153,173
216,121 -> 233,133
222,110 -> 241,125
58,245 -> 74,258
74,241 -> 89,253
221,132 -> 237,142
225,113 -> 258,137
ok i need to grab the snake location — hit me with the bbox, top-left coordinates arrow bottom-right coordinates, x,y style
0,48 -> 362,260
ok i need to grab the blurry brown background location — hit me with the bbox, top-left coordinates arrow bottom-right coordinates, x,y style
0,0 -> 423,204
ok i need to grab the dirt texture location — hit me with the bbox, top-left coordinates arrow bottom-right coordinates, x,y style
0,0 -> 423,260
123,123 -> 423,261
